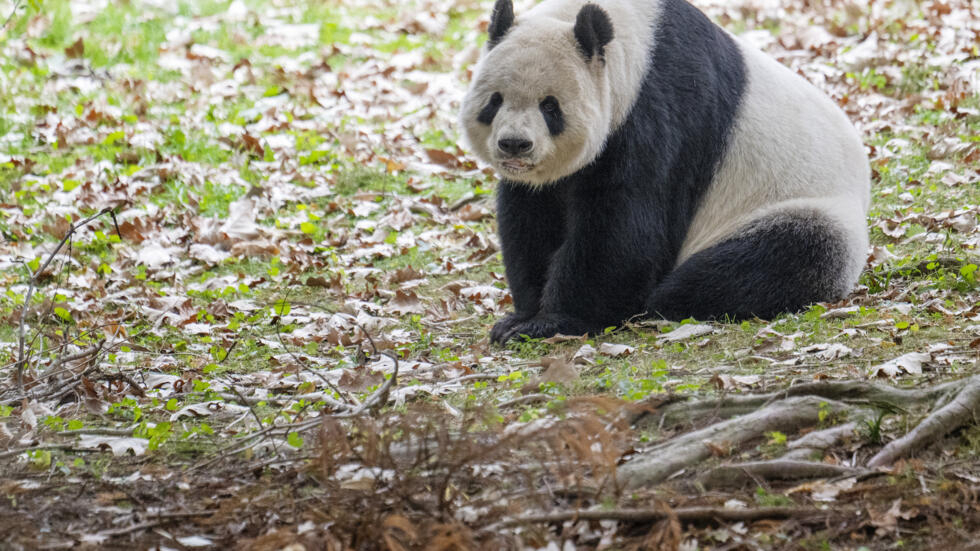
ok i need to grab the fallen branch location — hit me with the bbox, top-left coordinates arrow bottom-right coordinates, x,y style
498,505 -> 836,528
619,396 -> 869,488
700,459 -> 867,489
867,375 -> 980,468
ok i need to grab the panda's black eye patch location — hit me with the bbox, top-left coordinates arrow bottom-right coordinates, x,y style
539,96 -> 565,136
477,92 -> 503,125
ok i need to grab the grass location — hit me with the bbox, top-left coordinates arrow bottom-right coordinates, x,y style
0,0 -> 977,547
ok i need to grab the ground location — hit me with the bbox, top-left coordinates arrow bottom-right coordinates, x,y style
0,0 -> 978,549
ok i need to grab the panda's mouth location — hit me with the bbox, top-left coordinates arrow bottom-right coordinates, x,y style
499,158 -> 535,174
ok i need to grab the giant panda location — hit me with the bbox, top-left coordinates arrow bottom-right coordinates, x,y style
459,0 -> 870,343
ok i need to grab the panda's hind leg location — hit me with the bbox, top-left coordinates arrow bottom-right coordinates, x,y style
647,209 -> 861,320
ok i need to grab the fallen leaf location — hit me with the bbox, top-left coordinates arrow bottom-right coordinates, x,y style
77,435 -> 149,456
598,343 -> 636,357
572,344 -> 596,364
65,38 -> 85,58
388,289 -> 425,315
657,324 -> 714,343
870,352 -> 931,378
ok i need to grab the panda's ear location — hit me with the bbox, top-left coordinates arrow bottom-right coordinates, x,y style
573,4 -> 614,61
487,0 -> 515,49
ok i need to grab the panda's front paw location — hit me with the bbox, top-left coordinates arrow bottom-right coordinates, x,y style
491,314 -> 589,344
490,312 -> 534,344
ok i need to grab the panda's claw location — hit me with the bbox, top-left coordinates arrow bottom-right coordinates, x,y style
492,314 -> 592,344
490,312 -> 532,344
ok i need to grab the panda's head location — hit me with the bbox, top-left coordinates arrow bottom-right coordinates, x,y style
461,0 -> 615,185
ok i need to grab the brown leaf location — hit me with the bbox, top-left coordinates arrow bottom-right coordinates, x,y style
389,266 -> 425,285
65,38 -> 84,58
229,240 -> 280,257
523,356 -> 579,392
456,203 -> 492,222
869,498 -> 903,537
704,441 -> 731,457
424,148 -> 460,168
541,333 -> 588,344
337,369 -> 383,393
378,157 -> 406,173
388,289 -> 424,315
241,133 -> 265,157
116,219 -> 148,243
382,514 -> 418,551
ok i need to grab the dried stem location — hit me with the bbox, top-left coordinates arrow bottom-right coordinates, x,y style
16,207 -> 114,395
1,0 -> 22,33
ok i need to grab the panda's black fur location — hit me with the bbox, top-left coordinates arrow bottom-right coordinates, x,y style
462,0 -> 870,343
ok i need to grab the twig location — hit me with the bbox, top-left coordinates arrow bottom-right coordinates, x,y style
47,340 -> 104,373
16,207 -> 114,395
1,364 -> 100,406
226,384 -> 275,454
497,505 -> 836,528
193,343 -> 400,470
1,0 -> 23,33
498,393 -> 549,409
455,373 -> 503,384
93,520 -> 164,538
273,309 -> 348,401
59,427 -> 135,437
868,375 -> 980,468
348,351 -> 399,415
0,444 -> 86,460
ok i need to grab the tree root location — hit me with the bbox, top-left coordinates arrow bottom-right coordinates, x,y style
619,396 -> 867,488
622,375 -> 980,490
868,375 -> 980,468
634,379 -> 961,430
783,422 -> 860,461
497,505 -> 837,528
700,460 -> 867,489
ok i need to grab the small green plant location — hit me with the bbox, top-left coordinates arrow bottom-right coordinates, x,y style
863,411 -> 889,445
754,487 -> 794,507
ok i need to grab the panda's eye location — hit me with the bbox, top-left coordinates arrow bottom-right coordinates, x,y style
540,96 -> 558,113
539,96 -> 565,136
477,92 -> 503,125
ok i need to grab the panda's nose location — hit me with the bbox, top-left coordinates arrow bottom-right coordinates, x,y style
498,138 -> 533,156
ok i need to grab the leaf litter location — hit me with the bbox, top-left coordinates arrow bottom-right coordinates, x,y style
0,0 -> 978,548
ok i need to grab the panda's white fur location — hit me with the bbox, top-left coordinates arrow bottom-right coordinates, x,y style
678,42 -> 870,281
461,0 -> 871,342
